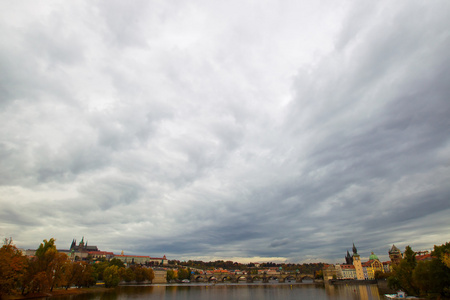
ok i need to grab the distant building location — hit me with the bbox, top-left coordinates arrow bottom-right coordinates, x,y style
345,250 -> 353,265
64,237 -> 101,261
416,252 -> 432,262
325,244 -> 387,281
361,252 -> 384,280
382,261 -> 391,273
114,254 -> 168,266
21,237 -> 168,265
352,244 -> 365,280
323,264 -> 339,280
340,264 -> 356,279
70,237 -> 99,252
88,250 -> 115,261
389,245 -> 402,265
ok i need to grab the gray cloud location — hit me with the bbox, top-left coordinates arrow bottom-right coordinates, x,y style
0,0 -> 449,263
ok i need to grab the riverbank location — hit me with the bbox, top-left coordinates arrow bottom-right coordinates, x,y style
3,286 -> 113,300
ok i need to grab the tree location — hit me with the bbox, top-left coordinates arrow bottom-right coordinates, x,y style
166,270 -> 176,282
103,266 -> 121,288
145,268 -> 155,283
92,261 -> 109,281
133,265 -> 147,283
315,270 -> 323,280
412,242 -> 450,298
35,238 -> 59,291
109,258 -> 125,269
71,262 -> 96,288
433,242 -> 450,268
0,239 -> 28,297
388,245 -> 418,296
120,267 -> 135,283
22,239 -> 59,294
50,252 -> 70,291
375,270 -> 390,280
177,268 -> 190,281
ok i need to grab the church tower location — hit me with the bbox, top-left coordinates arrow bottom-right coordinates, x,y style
345,250 -> 353,264
352,244 -> 365,280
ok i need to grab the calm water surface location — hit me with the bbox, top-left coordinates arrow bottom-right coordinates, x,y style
48,283 -> 384,300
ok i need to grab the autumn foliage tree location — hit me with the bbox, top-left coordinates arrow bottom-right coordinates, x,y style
21,238 -> 70,294
0,238 -> 28,298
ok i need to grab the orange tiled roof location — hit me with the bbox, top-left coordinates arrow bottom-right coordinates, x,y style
416,254 -> 432,261
340,264 -> 355,269
362,260 -> 375,267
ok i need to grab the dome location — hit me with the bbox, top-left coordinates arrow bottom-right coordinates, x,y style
369,252 -> 379,260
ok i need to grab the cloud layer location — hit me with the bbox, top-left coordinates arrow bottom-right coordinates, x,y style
1,0 -> 449,263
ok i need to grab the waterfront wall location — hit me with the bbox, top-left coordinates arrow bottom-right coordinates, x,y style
153,270 -> 167,284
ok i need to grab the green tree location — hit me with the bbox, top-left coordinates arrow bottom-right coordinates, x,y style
103,266 -> 121,288
412,242 -> 450,298
413,260 -> 440,297
166,270 -> 176,282
0,239 -> 28,297
92,261 -> 109,281
177,268 -> 190,281
109,258 -> 125,268
388,246 -> 418,296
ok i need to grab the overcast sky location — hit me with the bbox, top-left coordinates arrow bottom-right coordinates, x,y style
1,1 -> 449,264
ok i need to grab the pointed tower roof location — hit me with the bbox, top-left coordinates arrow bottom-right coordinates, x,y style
352,243 -> 358,254
389,244 -> 401,254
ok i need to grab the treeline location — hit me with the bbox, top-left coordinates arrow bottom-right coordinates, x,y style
0,238 -> 154,298
166,268 -> 191,282
170,259 -> 324,274
387,242 -> 450,299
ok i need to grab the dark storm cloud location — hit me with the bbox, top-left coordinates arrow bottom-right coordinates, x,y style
278,1 -> 450,260
0,0 -> 449,262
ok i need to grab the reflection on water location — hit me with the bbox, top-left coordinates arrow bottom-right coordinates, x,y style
44,283 -> 384,300
324,283 -> 383,300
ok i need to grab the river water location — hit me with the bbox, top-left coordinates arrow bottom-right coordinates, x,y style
47,283 -> 385,300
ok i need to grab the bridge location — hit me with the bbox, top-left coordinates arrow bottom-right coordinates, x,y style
191,271 -> 315,283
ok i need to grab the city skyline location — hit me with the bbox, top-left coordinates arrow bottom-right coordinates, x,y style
1,1 -> 449,264
8,236 -> 443,265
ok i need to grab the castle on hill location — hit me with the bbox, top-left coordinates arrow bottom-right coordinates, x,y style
69,237 -> 99,252
23,237 -> 168,266
66,237 -> 168,265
